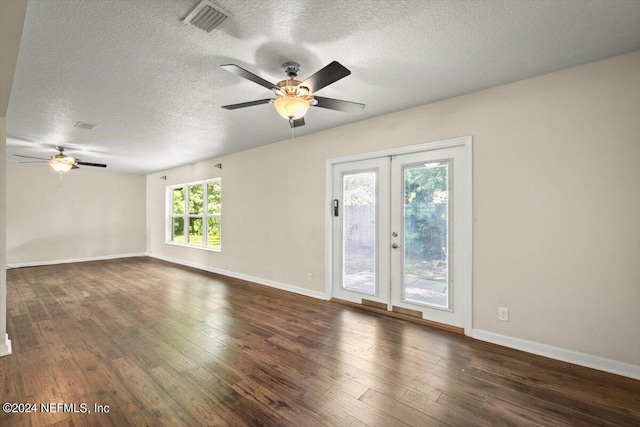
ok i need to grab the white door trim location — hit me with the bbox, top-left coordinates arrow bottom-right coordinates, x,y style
325,136 -> 473,334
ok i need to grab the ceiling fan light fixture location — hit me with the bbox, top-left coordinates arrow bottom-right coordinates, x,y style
273,96 -> 310,120
49,155 -> 75,172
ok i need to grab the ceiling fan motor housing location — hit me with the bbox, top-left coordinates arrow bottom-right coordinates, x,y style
276,79 -> 309,96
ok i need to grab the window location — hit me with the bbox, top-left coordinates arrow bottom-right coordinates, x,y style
168,178 -> 221,251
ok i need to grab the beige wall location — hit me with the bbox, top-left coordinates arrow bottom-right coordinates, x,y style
6,164 -> 146,265
0,0 -> 28,116
1,0 -> 29,356
1,118 -> 9,354
147,51 -> 640,366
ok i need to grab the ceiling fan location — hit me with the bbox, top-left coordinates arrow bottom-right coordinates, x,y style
15,146 -> 107,172
221,61 -> 365,128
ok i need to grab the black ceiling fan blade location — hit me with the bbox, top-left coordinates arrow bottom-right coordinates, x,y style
71,164 -> 79,169
221,64 -> 278,91
222,99 -> 273,110
76,161 -> 107,168
289,117 -> 305,128
313,96 -> 365,113
15,154 -> 48,161
301,61 -> 351,93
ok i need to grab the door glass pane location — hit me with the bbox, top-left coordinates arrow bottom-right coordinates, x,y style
403,162 -> 449,308
342,171 -> 376,294
171,217 -> 184,242
188,217 -> 203,245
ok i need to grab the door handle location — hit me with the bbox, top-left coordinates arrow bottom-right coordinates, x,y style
392,243 -> 399,249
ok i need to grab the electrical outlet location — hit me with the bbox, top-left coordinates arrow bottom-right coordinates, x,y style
307,273 -> 313,282
498,307 -> 509,321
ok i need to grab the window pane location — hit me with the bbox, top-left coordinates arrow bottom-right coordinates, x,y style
207,181 -> 221,214
172,187 -> 185,215
207,217 -> 221,249
189,184 -> 204,215
403,162 -> 449,308
171,217 -> 184,242
342,171 -> 376,294
188,218 -> 203,245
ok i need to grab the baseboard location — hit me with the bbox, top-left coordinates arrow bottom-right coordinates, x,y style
0,333 -> 12,357
471,329 -> 640,380
149,253 -> 326,301
6,252 -> 150,269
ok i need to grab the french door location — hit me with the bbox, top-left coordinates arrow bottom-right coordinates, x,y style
330,140 -> 471,331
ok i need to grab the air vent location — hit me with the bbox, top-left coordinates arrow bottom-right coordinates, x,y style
75,121 -> 97,130
183,0 -> 232,32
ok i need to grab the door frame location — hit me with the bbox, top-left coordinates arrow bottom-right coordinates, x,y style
325,136 -> 473,335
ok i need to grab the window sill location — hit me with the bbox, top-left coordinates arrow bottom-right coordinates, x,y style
165,241 -> 221,253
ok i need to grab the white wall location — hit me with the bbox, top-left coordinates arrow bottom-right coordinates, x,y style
6,164 -> 146,265
147,51 -> 640,368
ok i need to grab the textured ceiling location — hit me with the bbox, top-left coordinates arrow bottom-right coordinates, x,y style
6,0 -> 640,174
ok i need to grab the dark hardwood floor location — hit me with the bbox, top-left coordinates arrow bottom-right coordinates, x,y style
1,258 -> 639,426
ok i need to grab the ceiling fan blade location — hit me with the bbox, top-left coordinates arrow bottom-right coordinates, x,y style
313,96 -> 365,113
222,99 -> 273,110
71,164 -> 79,169
76,161 -> 107,168
289,117 -> 305,128
15,154 -> 48,161
18,161 -> 47,164
301,61 -> 351,93
221,64 -> 278,91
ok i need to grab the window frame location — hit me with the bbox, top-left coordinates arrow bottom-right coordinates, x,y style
166,178 -> 221,252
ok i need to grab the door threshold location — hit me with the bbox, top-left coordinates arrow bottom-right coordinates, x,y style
362,299 -> 387,310
330,298 -> 464,335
